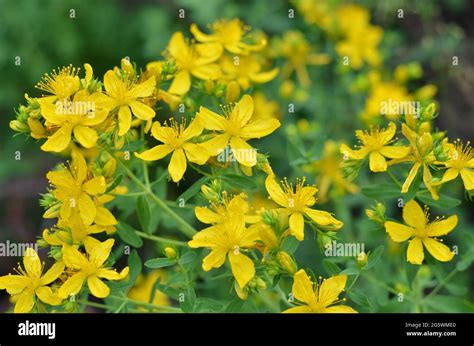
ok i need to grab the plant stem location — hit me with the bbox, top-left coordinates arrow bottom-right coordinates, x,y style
109,294 -> 182,312
424,268 -> 459,300
136,231 -> 189,247
387,168 -> 402,188
112,153 -> 197,238
347,273 -> 360,291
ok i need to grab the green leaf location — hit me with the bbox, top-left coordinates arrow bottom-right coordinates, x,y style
280,236 -> 299,254
178,251 -> 198,271
405,261 -> 420,288
224,297 -> 245,313
364,246 -> 384,270
144,257 -> 177,269
117,222 -> 143,248
424,295 -> 474,313
137,196 -> 152,234
221,174 -> 257,190
323,259 -> 341,276
180,288 -> 196,313
178,176 -> 208,202
105,174 -> 123,194
416,190 -> 461,209
119,139 -> 146,152
195,298 -> 224,312
348,289 -> 371,308
340,267 -> 360,276
361,183 -> 400,199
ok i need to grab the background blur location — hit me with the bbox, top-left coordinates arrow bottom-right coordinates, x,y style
0,0 -> 473,312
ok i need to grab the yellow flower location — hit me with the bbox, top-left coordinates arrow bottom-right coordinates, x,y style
438,140 -> 474,190
188,213 -> 259,288
103,69 -> 156,136
220,55 -> 278,90
35,65 -> 80,100
198,94 -> 280,167
340,122 -> 410,172
274,31 -> 330,87
44,151 -> 116,227
167,32 -> 221,95
284,270 -> 356,313
252,92 -> 282,121
135,118 -> 210,182
307,140 -> 359,203
363,81 -> 413,122
58,239 -> 129,299
265,175 -> 343,241
335,5 -> 383,70
128,270 -> 169,310
392,124 -> 439,199
38,90 -> 110,152
384,200 -> 456,265
195,193 -> 259,226
191,19 -> 265,55
0,248 -> 64,313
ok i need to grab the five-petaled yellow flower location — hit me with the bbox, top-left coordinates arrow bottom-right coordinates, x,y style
44,151 -> 116,227
384,200 -> 456,265
0,248 -> 64,313
220,55 -> 279,90
340,122 -> 410,172
167,32 -> 221,95
188,213 -> 259,288
39,90 -> 109,152
59,239 -> 129,299
438,140 -> 474,190
135,118 -> 210,182
36,64 -> 80,100
191,19 -> 265,55
103,69 -> 156,136
265,175 -> 343,241
198,94 -> 280,167
284,270 -> 356,313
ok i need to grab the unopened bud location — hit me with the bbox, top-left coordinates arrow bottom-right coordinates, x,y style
164,247 -> 177,259
277,251 -> 297,274
225,81 -> 240,103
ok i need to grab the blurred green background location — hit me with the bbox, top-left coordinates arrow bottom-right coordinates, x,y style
0,0 -> 473,312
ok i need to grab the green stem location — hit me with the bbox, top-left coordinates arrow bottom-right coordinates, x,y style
424,268 -> 459,300
140,123 -> 151,189
136,231 -> 189,247
109,295 -> 182,312
112,153 -> 197,238
347,273 -> 360,291
387,169 -> 402,188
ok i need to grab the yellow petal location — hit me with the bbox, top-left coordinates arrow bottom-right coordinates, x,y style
202,248 -> 227,271
380,122 -> 396,144
129,101 -> 155,120
36,286 -> 63,306
135,144 -> 173,161
78,192 -> 96,226
62,244 -> 89,269
73,124 -> 98,148
460,169 -> 474,190
292,269 -> 317,305
228,251 -> 255,288
0,275 -> 29,294
14,290 -> 35,313
90,239 -> 115,268
384,221 -> 414,242
190,23 -> 214,42
249,68 -> 279,84
95,206 -> 117,226
41,123 -> 73,152
340,143 -> 367,160
422,238 -> 454,262
265,175 -> 288,207
168,148 -> 187,182
234,94 -> 253,126
168,70 -> 191,95
283,305 -> 313,313
318,275 -> 347,307
87,276 -> 110,298
72,150 -> 87,184
58,272 -> 87,298
23,247 -> 42,278
103,70 -> 120,98
201,134 -> 230,155
324,304 -> 357,313
183,143 -> 210,165
369,151 -> 387,172
191,63 -> 221,80
128,76 -> 156,98
40,262 -> 65,286
240,119 -> 280,139
289,212 -> 305,241
401,162 -> 421,193
229,136 -> 257,167
403,200 -> 425,229
182,117 -> 204,140
440,168 -> 459,184
118,105 -> 132,136
426,215 -> 457,237
304,208 -> 343,229
196,107 -> 226,131
195,207 -> 220,224
97,267 -> 129,280
379,146 -> 410,159
407,237 -> 424,265
82,176 -> 106,195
